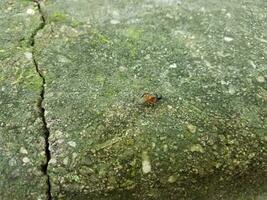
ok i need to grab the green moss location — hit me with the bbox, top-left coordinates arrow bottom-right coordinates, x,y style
71,20 -> 83,28
91,29 -> 110,44
125,27 -> 143,40
12,67 -> 42,91
20,0 -> 34,5
50,12 -> 68,23
32,0 -> 267,199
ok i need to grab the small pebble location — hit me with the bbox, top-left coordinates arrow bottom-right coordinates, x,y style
49,158 -> 57,164
68,141 -> 76,147
24,52 -> 32,60
190,144 -> 204,153
187,123 -> 197,133
20,147 -> 28,154
26,8 -> 35,15
169,63 -> 177,68
168,175 -> 177,183
256,76 -> 265,83
110,19 -> 120,24
142,151 -> 151,174
224,36 -> 233,42
22,157 -> 30,163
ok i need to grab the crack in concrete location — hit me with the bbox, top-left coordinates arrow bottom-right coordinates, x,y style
31,1 -> 52,199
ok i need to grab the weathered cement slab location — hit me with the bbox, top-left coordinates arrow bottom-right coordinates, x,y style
35,0 -> 266,199
0,1 -> 48,199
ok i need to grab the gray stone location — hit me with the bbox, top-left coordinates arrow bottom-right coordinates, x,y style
1,0 -> 267,199
33,0 -> 267,199
0,0 -> 48,199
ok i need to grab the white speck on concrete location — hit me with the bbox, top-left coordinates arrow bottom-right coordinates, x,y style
255,36 -> 267,44
221,80 -> 229,85
26,8 -> 35,15
187,123 -> 197,133
20,147 -> 28,154
228,85 -> 236,94
256,76 -> 265,83
24,52 -> 32,60
200,7 -> 205,12
63,157 -> 69,165
40,151 -> 45,157
249,60 -> 257,69
167,105 -> 173,109
190,144 -> 204,153
68,141 -> 76,147
169,63 -> 177,68
49,158 -> 57,164
142,151 -> 151,174
226,13 -> 231,18
224,36 -> 233,42
168,175 -> 177,183
142,160 -> 151,174
144,54 -> 151,59
22,157 -> 30,163
110,19 -> 120,24
163,144 -> 168,152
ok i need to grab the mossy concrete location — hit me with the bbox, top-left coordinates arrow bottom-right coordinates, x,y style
0,0 -> 48,199
1,0 -> 267,199
33,0 -> 267,199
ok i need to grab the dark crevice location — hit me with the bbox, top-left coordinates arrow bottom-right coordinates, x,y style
31,1 -> 52,200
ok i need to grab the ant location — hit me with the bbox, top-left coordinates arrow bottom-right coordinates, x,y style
142,93 -> 162,106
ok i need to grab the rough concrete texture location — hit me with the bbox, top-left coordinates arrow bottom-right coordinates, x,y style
0,0 -> 48,200
32,0 -> 267,199
1,0 -> 267,199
